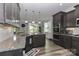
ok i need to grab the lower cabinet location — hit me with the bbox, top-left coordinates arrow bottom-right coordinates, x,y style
53,34 -> 72,49
53,34 -> 79,55
53,34 -> 64,47
72,37 -> 79,55
53,34 -> 61,46
59,35 -> 65,48
64,35 -> 72,49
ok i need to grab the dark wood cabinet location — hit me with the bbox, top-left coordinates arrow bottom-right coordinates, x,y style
53,34 -> 79,55
74,5 -> 79,18
53,34 -> 72,49
66,10 -> 76,27
25,34 -> 46,53
25,36 -> 33,53
53,34 -> 60,46
59,35 -> 65,47
53,11 -> 66,34
53,4 -> 79,55
53,34 -> 59,40
64,35 -> 72,49
53,11 -> 66,28
53,5 -> 79,28
32,34 -> 46,48
72,37 -> 79,55
53,34 -> 65,48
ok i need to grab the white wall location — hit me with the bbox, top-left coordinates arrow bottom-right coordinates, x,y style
43,16 -> 53,39
46,19 -> 53,39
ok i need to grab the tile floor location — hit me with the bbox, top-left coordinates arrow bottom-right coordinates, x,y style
29,39 -> 74,56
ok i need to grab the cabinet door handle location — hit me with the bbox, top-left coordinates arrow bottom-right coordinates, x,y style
29,38 -> 32,44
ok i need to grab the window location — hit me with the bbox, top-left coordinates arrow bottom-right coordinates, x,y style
28,23 -> 39,35
44,22 -> 49,32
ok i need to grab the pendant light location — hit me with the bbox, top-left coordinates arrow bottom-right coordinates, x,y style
38,11 -> 41,24
25,9 -> 28,24
32,11 -> 35,24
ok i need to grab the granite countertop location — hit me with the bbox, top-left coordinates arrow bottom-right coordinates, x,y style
53,33 -> 79,37
0,35 -> 26,52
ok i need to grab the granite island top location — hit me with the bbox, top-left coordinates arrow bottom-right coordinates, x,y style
0,35 -> 26,52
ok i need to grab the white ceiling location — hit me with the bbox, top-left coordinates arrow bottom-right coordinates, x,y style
20,3 -> 78,22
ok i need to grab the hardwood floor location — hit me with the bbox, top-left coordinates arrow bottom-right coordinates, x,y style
33,39 -> 74,56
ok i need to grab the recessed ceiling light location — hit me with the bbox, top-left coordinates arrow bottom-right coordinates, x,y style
59,3 -> 63,6
32,21 -> 35,24
38,21 -> 41,24
25,21 -> 28,23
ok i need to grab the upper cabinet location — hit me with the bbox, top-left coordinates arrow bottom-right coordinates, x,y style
12,3 -> 20,20
5,3 -> 20,20
0,3 -> 20,24
66,4 -> 79,27
53,11 -> 66,28
5,3 -> 12,20
53,5 -> 79,28
53,11 -> 66,33
4,3 -> 20,27
66,10 -> 76,27
0,4 -> 5,23
74,5 -> 79,18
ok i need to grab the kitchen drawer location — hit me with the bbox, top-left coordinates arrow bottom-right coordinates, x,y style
73,37 -> 79,41
72,40 -> 79,48
32,34 -> 45,48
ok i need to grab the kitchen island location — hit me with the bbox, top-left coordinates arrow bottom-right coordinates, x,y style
0,35 -> 26,56
25,34 -> 46,53
0,34 -> 46,56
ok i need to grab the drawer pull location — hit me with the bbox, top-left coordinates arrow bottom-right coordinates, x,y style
29,38 -> 32,44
